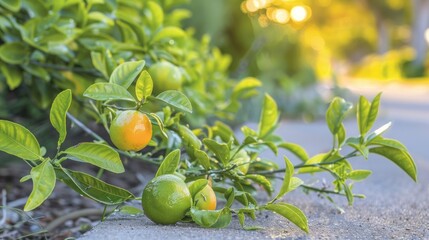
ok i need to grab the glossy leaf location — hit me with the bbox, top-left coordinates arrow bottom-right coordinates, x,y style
0,120 -> 41,160
64,143 -> 124,173
120,205 -> 144,215
203,139 -> 229,166
348,170 -> 372,181
343,183 -> 354,205
278,142 -> 309,162
264,203 -> 309,233
367,137 -> 407,151
326,97 -> 352,135
212,121 -> 237,143
232,77 -> 262,99
0,42 -> 28,64
135,70 -> 153,102
55,167 -> 134,205
24,160 -> 56,211
357,93 -> 381,135
50,89 -> 72,146
369,147 -> 417,181
0,0 -> 21,12
245,174 -> 273,195
271,156 -> 294,202
298,153 -> 330,174
155,149 -> 181,177
0,63 -> 22,90
152,90 -> 192,113
188,179 -> 208,199
151,26 -> 186,43
145,1 -> 164,29
109,60 -> 145,89
83,82 -> 136,102
258,94 -> 278,138
191,208 -> 232,228
194,149 -> 211,170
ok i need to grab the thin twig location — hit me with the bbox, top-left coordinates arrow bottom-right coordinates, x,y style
30,61 -> 103,77
301,184 -> 365,198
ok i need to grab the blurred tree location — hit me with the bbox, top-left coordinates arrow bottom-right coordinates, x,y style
411,0 -> 429,65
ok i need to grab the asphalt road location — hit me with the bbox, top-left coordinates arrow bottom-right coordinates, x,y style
81,82 -> 429,239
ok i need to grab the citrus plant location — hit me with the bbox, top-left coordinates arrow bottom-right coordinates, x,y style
0,0 -> 418,234
0,61 -> 417,232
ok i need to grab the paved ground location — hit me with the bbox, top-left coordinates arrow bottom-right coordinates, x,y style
81,81 -> 429,239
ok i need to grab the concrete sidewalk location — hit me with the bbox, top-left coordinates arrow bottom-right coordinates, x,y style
81,82 -> 429,239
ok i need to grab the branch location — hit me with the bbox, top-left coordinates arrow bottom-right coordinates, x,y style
301,184 -> 365,199
30,61 -> 103,77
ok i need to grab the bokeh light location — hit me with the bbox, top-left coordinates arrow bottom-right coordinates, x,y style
290,5 -> 308,22
273,9 -> 289,24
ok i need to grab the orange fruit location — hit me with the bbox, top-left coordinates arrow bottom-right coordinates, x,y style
188,181 -> 217,211
109,110 -> 152,151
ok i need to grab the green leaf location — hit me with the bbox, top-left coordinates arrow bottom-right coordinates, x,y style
149,113 -> 168,138
337,124 -> 346,147
50,89 -> 72,146
0,42 -> 28,64
0,63 -> 22,90
232,77 -> 262,99
135,70 -> 153,102
151,26 -> 186,43
289,177 -> 304,192
271,156 -> 294,202
91,51 -> 108,79
152,90 -> 192,113
187,179 -> 208,199
190,208 -> 232,228
346,137 -> 369,159
55,167 -> 134,205
343,183 -> 354,205
357,93 -> 381,136
24,160 -> 56,211
194,149 -> 211,170
145,1 -> 164,29
369,147 -> 417,181
264,203 -> 309,233
298,153 -> 330,174
203,139 -> 229,166
258,94 -> 278,139
119,205 -> 144,215
64,143 -> 124,173
20,175 -> 31,183
176,124 -> 202,159
212,121 -> 237,143
0,0 -> 21,12
326,97 -> 352,135
155,149 -> 181,177
348,170 -> 372,181
245,174 -> 273,195
237,211 -> 263,230
83,82 -> 136,102
278,142 -> 309,162
367,136 -> 407,151
241,126 -> 258,137
0,120 -> 41,160
109,60 -> 145,89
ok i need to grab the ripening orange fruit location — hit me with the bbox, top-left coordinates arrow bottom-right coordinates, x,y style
109,110 -> 152,151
